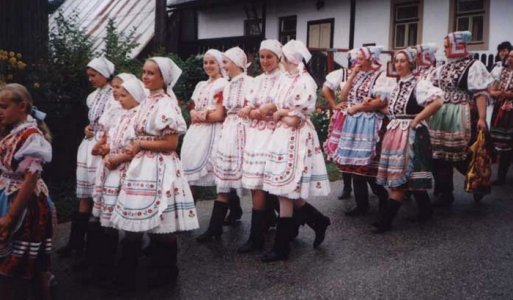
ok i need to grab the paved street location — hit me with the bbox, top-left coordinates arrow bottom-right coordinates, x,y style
50,171 -> 513,299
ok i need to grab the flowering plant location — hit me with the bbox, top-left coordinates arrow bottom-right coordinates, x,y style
0,50 -> 27,86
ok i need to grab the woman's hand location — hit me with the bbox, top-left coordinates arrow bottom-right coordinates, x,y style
259,103 -> 276,116
272,109 -> 288,122
190,109 -> 200,124
104,155 -> 120,170
477,118 -> 487,132
347,105 -> 360,116
238,106 -> 252,118
281,116 -> 301,128
126,140 -> 141,157
333,102 -> 347,111
249,108 -> 263,120
84,125 -> 94,139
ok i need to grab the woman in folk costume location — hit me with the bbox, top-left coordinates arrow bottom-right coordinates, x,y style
490,49 -> 513,185
374,48 -> 443,233
415,43 -> 438,80
83,78 -> 146,284
333,46 -> 392,217
260,40 -> 331,262
0,84 -> 55,299
197,47 -> 253,241
429,31 -> 494,206
111,57 -> 199,290
58,57 -> 121,258
237,40 -> 283,253
322,49 -> 357,200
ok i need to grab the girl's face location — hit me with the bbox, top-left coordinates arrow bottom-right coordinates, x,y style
203,54 -> 221,78
111,77 -> 123,100
0,96 -> 26,127
118,88 -> 139,110
356,52 -> 371,70
259,49 -> 279,73
499,48 -> 510,60
87,68 -> 108,89
508,50 -> 513,68
142,60 -> 165,91
394,52 -> 412,78
223,57 -> 242,78
443,38 -> 450,57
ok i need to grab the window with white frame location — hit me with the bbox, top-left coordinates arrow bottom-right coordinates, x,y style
454,0 -> 486,43
392,1 -> 420,49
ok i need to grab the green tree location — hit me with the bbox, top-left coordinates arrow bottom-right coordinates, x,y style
102,18 -> 141,75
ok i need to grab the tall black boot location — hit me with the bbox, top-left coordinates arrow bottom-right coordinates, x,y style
494,151 -> 511,185
367,178 -> 389,213
80,221 -> 103,283
57,212 -> 89,258
224,189 -> 243,225
197,201 -> 229,242
115,236 -> 142,294
373,199 -> 402,234
98,228 -> 119,288
346,175 -> 369,216
338,172 -> 352,200
238,210 -> 266,253
301,203 -> 331,248
432,160 -> 455,207
148,234 -> 179,288
261,218 -> 295,262
264,193 -> 279,231
413,191 -> 433,222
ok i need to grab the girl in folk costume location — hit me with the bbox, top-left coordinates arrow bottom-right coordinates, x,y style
237,40 -> 283,253
415,43 -> 438,80
490,49 -> 513,185
322,49 -> 356,200
58,57 -> 121,258
197,47 -> 253,241
374,48 -> 443,233
333,46 -> 392,217
0,84 -> 55,299
429,31 -> 494,206
111,57 -> 199,290
261,40 -> 331,262
86,78 -> 146,283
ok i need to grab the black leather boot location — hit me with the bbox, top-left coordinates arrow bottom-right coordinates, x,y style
148,234 -> 179,288
301,202 -> 331,248
261,218 -> 295,262
80,221 -> 103,284
197,201 -> 229,242
224,189 -> 243,225
373,199 -> 402,234
238,210 -> 266,253
57,212 -> 89,258
346,175 -> 369,216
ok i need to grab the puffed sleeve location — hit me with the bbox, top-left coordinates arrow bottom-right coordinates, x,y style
99,94 -> 123,131
372,72 -> 397,102
415,79 -> 444,107
323,69 -> 345,91
244,75 -> 260,108
14,132 -> 52,174
209,78 -> 228,108
468,60 -> 494,95
287,74 -> 318,120
191,81 -> 206,104
153,95 -> 187,136
490,64 -> 503,81
86,90 -> 98,108
242,75 -> 254,107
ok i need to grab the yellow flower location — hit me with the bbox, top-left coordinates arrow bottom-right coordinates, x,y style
33,82 -> 40,89
9,51 -> 15,57
8,57 -> 17,65
16,53 -> 22,59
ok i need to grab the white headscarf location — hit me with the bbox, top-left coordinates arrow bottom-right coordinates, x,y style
282,39 -> 312,64
224,47 -> 251,72
204,49 -> 226,77
121,78 -> 146,104
87,57 -> 115,79
149,57 -> 182,90
115,73 -> 137,83
260,39 -> 283,59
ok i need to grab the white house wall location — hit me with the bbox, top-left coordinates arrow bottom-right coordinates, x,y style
489,0 -> 513,54
422,0 -> 450,58
353,0 -> 391,48
197,3 -> 245,39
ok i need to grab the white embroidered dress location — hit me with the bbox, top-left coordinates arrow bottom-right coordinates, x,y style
214,73 -> 253,193
76,85 -> 122,198
182,77 -> 228,186
92,107 -> 138,228
241,69 -> 282,190
111,91 -> 199,233
262,65 -> 331,199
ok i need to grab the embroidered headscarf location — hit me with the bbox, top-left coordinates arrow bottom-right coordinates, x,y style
359,46 -> 383,70
282,39 -> 312,64
416,43 -> 438,66
224,47 -> 251,72
204,49 -> 227,77
445,31 -> 472,58
260,39 -> 283,59
121,78 -> 146,104
87,57 -> 115,79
